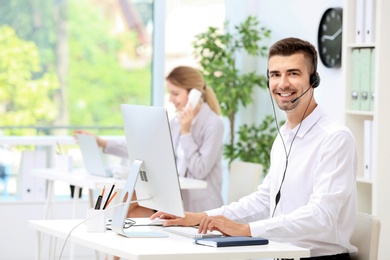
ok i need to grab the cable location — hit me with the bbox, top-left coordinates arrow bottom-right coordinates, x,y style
57,200 -> 142,260
268,88 -> 314,217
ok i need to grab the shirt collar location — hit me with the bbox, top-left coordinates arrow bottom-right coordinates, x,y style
281,105 -> 324,138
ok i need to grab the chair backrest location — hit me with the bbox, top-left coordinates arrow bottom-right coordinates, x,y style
227,161 -> 263,204
350,212 -> 381,260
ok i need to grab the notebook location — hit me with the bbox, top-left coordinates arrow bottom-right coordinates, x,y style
195,236 -> 269,247
163,226 -> 223,239
77,134 -> 113,177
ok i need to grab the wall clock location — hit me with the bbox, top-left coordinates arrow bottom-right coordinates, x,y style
317,8 -> 343,68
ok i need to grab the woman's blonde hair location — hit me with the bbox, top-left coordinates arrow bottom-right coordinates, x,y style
166,66 -> 221,115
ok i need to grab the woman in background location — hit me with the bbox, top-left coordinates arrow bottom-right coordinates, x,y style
75,66 -> 224,215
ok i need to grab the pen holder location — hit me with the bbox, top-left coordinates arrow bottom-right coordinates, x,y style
55,154 -> 73,172
86,208 -> 106,233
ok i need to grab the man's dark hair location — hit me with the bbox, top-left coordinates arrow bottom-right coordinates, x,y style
268,37 -> 318,74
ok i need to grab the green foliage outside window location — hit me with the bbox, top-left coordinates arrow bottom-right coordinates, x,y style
0,0 -> 152,136
67,0 -> 151,129
0,25 -> 59,135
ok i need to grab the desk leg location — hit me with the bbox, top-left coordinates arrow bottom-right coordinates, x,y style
69,242 -> 75,260
35,230 -> 41,260
44,180 -> 54,219
88,189 -> 100,260
72,187 -> 82,218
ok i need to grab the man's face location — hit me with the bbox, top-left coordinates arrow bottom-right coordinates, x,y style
268,53 -> 312,111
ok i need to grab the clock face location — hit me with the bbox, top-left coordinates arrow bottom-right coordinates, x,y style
318,8 -> 343,68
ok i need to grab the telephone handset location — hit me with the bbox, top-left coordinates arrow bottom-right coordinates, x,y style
186,89 -> 202,109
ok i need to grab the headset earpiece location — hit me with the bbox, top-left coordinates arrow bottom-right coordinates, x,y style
310,72 -> 320,88
266,69 -> 270,88
310,56 -> 320,88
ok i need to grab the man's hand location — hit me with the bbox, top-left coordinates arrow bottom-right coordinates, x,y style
198,215 -> 251,237
150,211 -> 206,227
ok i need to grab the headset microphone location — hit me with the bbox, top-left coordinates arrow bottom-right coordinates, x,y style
290,86 -> 312,103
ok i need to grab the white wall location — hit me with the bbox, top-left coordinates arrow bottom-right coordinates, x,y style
225,0 -> 345,126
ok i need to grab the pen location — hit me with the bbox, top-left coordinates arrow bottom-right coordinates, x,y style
105,190 -> 118,208
56,141 -> 63,155
101,185 -> 106,197
102,184 -> 115,210
94,195 -> 103,209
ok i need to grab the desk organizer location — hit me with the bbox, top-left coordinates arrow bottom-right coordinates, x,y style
86,208 -> 106,232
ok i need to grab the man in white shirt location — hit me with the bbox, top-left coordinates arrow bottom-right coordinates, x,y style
151,37 -> 357,260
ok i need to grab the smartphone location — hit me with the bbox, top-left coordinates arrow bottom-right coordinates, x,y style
186,89 -> 202,109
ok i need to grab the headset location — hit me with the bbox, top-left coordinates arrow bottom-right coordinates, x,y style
266,55 -> 321,89
267,52 -> 319,217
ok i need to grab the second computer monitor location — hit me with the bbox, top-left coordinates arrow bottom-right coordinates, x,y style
111,104 -> 184,237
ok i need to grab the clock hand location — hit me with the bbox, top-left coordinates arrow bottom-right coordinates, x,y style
321,28 -> 342,41
332,28 -> 342,39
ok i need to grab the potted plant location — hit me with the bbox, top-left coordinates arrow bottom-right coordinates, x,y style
224,115 -> 284,176
192,16 -> 277,175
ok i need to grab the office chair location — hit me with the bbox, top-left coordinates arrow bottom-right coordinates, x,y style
350,212 -> 381,260
227,161 -> 263,204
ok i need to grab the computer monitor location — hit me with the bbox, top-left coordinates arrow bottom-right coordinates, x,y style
111,104 -> 185,237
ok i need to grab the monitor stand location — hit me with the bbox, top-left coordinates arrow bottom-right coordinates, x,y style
111,160 -> 168,238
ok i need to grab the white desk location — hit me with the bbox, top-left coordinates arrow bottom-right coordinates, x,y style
29,219 -> 310,260
32,169 -> 207,219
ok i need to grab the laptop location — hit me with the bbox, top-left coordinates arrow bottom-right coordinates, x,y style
76,134 -> 113,177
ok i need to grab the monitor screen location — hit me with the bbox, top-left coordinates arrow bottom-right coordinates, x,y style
111,104 -> 185,237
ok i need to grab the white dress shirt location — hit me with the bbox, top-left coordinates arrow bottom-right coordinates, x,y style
206,106 -> 358,257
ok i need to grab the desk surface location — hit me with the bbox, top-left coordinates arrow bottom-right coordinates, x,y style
29,219 -> 310,260
32,168 -> 207,190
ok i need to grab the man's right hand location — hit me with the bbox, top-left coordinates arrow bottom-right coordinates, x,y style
150,211 -> 207,227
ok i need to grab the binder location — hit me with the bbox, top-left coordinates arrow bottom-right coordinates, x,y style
350,49 -> 361,110
355,0 -> 365,43
18,150 -> 47,200
364,0 -> 375,43
195,236 -> 269,247
370,49 -> 375,111
359,48 -> 371,111
364,120 -> 373,180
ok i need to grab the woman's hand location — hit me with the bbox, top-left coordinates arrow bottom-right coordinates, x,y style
178,105 -> 196,135
73,130 -> 107,149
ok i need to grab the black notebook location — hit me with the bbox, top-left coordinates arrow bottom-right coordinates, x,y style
195,236 -> 269,247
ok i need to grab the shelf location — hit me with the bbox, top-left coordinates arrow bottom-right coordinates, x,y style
346,43 -> 375,48
345,110 -> 374,116
356,177 -> 373,184
343,0 -> 390,257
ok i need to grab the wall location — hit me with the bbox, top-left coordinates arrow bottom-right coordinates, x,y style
225,0 -> 345,126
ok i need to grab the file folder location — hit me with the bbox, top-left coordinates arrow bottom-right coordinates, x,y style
359,48 -> 372,111
370,49 -> 375,111
350,49 -> 361,110
355,0 -> 365,43
364,120 -> 373,180
364,0 -> 375,43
